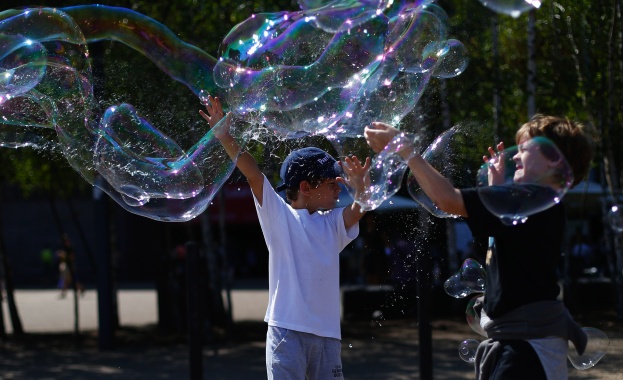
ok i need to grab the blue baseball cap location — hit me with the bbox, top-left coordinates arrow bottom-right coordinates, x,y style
276,147 -> 342,192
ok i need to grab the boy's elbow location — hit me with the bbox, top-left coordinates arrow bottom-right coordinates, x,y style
431,190 -> 466,217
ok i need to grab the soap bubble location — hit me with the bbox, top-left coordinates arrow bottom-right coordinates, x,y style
478,0 -> 542,18
350,131 -> 421,210
0,34 -> 47,100
0,2 -> 467,221
216,1 -> 468,138
476,137 -> 573,226
407,123 -> 491,218
607,204 -> 623,233
567,327 -> 609,370
0,5 -> 235,221
444,258 -> 486,298
459,338 -> 480,363
430,39 -> 469,78
466,295 -> 487,337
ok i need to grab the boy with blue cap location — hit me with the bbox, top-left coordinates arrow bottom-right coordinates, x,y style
201,96 -> 370,379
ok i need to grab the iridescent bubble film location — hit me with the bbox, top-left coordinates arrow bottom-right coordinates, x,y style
0,6 -> 241,221
407,123 -> 489,218
607,204 -> 623,233
0,2 -> 467,220
458,339 -> 480,363
465,295 -> 486,337
476,137 -> 573,226
354,132 -> 421,210
215,0 -> 468,140
567,327 -> 609,370
478,0 -> 542,18
444,258 -> 486,299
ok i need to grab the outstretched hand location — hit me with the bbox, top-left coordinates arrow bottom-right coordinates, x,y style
199,95 -> 231,140
484,142 -> 505,185
337,155 -> 371,195
364,122 -> 401,153
339,155 -> 372,227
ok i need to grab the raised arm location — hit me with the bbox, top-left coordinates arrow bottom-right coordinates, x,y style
364,122 -> 467,217
199,96 -> 265,205
338,155 -> 371,229
484,142 -> 506,186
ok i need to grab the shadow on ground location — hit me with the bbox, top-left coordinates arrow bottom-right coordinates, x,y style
1,313 -> 622,379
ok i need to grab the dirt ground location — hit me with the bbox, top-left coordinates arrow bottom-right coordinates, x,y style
1,311 -> 621,379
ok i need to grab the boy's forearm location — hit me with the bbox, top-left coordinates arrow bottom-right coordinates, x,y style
216,134 -> 264,204
405,153 -> 467,217
343,184 -> 367,228
217,135 -> 262,182
218,134 -> 241,162
343,204 -> 366,229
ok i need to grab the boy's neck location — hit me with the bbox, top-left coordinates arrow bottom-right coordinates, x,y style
290,198 -> 319,214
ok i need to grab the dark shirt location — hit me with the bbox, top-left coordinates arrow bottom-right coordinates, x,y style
461,188 -> 565,319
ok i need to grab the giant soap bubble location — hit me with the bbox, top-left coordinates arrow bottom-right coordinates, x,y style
0,6 -> 238,221
0,2 -> 468,220
406,123 -> 489,218
215,0 -> 468,139
355,131 -> 421,211
476,136 -> 573,225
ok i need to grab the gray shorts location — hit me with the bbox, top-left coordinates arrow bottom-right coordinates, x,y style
266,326 -> 343,379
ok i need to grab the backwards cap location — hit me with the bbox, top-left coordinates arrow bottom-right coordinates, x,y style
276,147 -> 341,191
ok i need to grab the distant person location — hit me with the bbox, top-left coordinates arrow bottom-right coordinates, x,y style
58,234 -> 85,298
56,250 -> 70,298
366,114 -> 594,379
40,245 -> 55,285
201,95 -> 370,379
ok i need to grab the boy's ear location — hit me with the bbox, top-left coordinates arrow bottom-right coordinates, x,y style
547,154 -> 564,167
299,180 -> 311,196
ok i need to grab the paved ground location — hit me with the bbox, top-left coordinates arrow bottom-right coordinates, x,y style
1,285 -> 622,379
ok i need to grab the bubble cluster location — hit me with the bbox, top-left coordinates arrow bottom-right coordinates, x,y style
216,0 -> 468,139
444,258 -> 486,299
0,2 -> 467,220
444,260 -> 610,369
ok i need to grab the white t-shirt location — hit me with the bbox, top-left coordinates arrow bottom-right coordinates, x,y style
253,175 -> 359,339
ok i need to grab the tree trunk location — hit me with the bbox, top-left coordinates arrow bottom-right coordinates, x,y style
0,264 -> 5,339
492,14 -> 501,141
0,196 -> 23,336
609,0 -> 623,319
217,191 -> 234,331
527,9 -> 537,119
